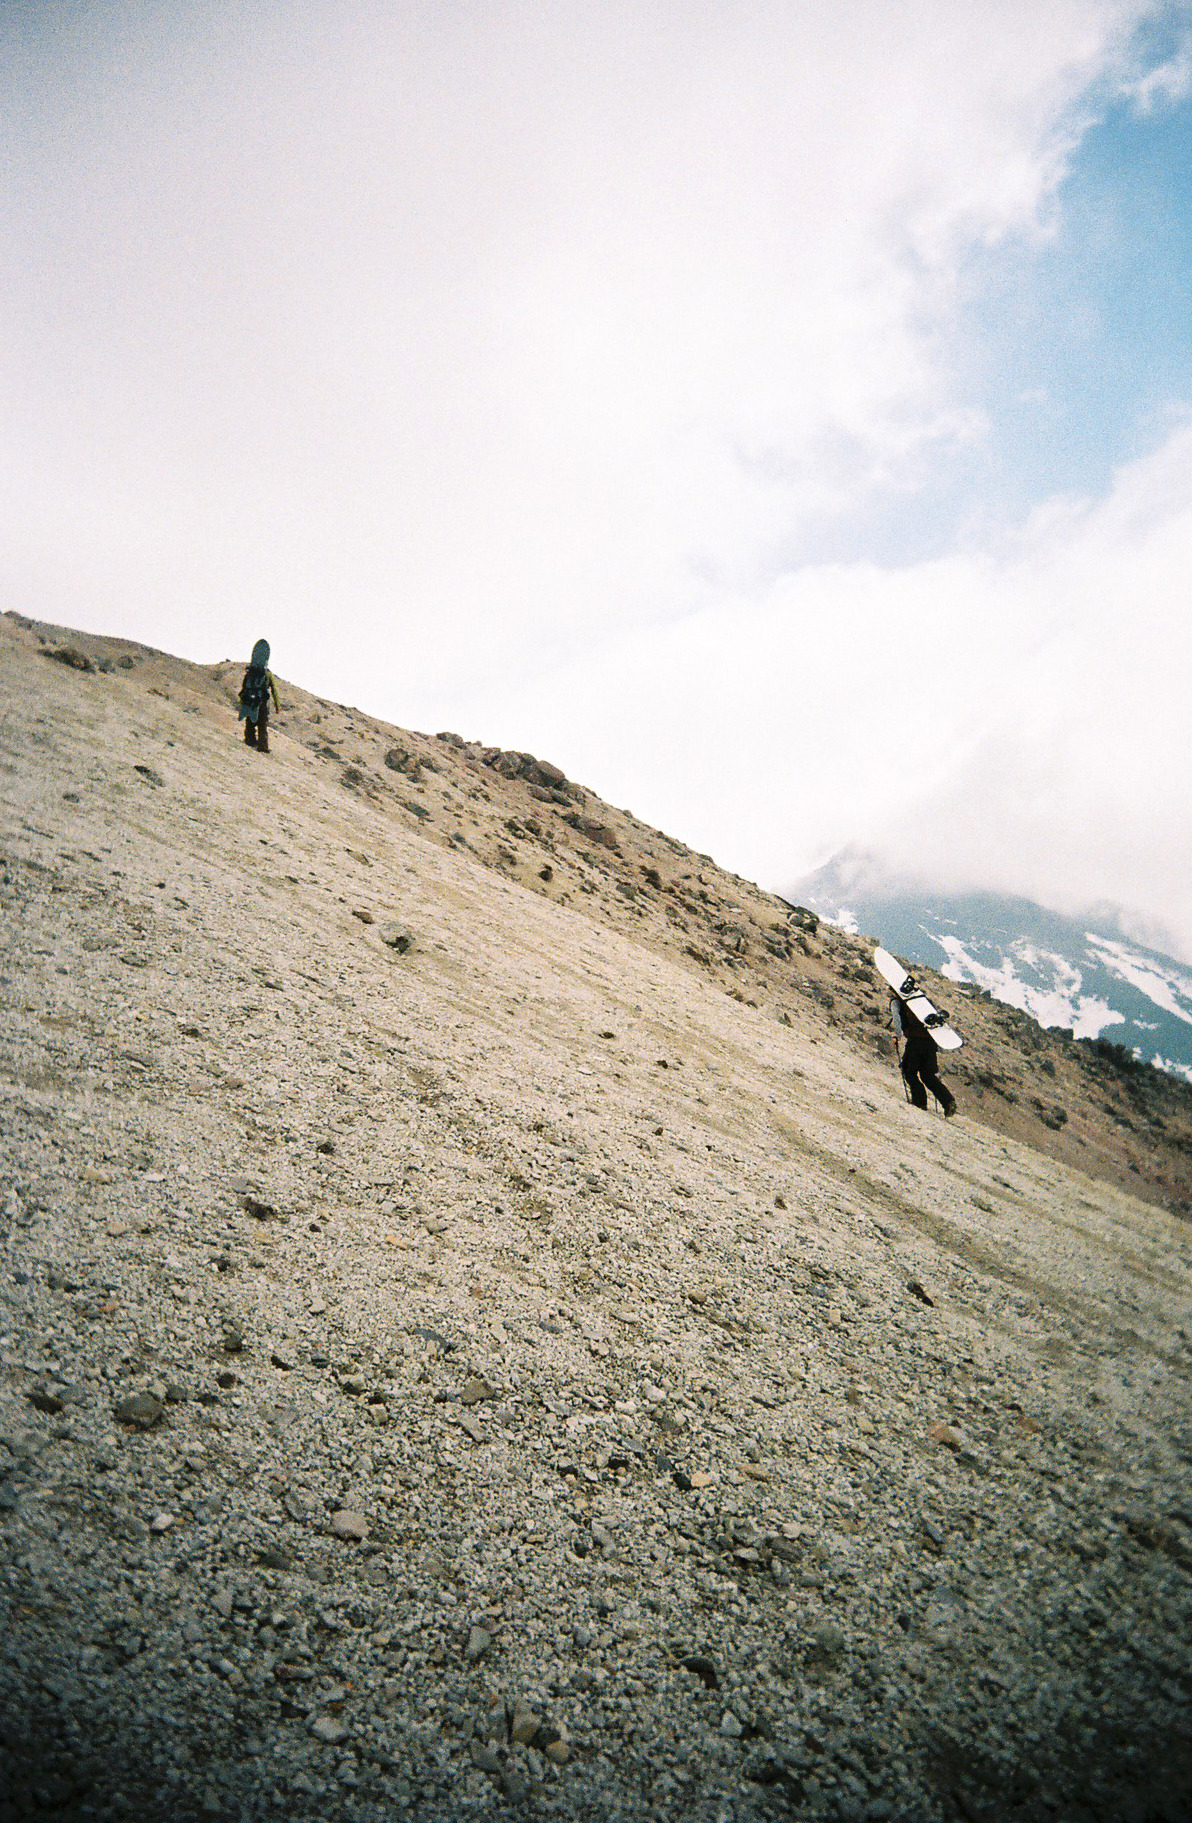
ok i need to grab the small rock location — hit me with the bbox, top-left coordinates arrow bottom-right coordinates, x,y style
221,1324 -> 245,1354
114,1392 -> 164,1431
460,1376 -> 500,1406
150,1512 -> 176,1534
310,1716 -> 348,1745
351,909 -> 374,924
470,1741 -> 502,1775
926,1422 -> 965,1452
502,1764 -> 531,1803
720,1710 -> 744,1738
544,1739 -> 570,1765
465,1625 -> 493,1662
331,1509 -> 370,1541
379,924 -> 414,953
212,1588 -> 235,1620
927,1423 -> 982,1465
805,1621 -> 846,1669
510,1705 -> 541,1745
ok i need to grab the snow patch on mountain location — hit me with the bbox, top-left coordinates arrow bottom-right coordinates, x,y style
1084,935 -> 1192,1028
935,936 -> 1123,1040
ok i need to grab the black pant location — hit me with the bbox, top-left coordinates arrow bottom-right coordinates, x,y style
244,700 -> 269,752
901,1036 -> 954,1113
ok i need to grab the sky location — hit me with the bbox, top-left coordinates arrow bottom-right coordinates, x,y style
3,1 -> 1191,957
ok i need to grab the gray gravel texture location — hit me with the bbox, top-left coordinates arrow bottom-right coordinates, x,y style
1,617 -> 1190,1823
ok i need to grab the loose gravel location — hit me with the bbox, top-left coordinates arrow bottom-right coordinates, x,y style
1,618 -> 1190,1822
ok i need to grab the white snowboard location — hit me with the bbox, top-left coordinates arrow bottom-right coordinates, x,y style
874,946 -> 963,1051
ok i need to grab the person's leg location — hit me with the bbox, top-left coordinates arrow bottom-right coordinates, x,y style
244,715 -> 256,747
901,1060 -> 929,1109
922,1068 -> 956,1115
257,698 -> 270,754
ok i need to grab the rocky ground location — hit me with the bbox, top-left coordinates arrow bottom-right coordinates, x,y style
1,612 -> 1190,1823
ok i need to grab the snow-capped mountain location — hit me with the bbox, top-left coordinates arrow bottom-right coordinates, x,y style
790,851 -> 1192,1082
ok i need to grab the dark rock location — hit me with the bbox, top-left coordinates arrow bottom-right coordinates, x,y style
680,1654 -> 719,1690
114,1392 -> 164,1431
564,813 -> 619,850
461,1375 -> 500,1406
44,646 -> 94,672
26,1389 -> 64,1415
502,1764 -> 531,1803
384,746 -> 423,779
134,764 -> 165,788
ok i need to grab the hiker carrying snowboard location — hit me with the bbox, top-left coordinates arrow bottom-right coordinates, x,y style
890,990 -> 956,1116
238,639 -> 279,753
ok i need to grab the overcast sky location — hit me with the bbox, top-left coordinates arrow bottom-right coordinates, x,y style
4,1 -> 1191,955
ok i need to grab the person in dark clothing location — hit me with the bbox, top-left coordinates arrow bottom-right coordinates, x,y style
891,992 -> 957,1116
238,639 -> 280,753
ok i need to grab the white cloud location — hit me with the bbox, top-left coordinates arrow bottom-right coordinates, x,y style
1,0 -> 1152,681
486,416 -> 1192,957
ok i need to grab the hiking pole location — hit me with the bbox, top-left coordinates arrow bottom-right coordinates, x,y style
893,1032 -> 911,1103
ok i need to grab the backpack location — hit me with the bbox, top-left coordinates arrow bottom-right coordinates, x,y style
239,665 -> 267,722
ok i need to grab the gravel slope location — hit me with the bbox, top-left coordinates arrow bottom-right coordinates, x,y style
1,617 -> 1190,1823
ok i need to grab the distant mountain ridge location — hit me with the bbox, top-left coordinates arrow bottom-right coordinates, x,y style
791,851 -> 1192,1083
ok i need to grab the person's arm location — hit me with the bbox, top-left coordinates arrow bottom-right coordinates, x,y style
269,672 -> 280,710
